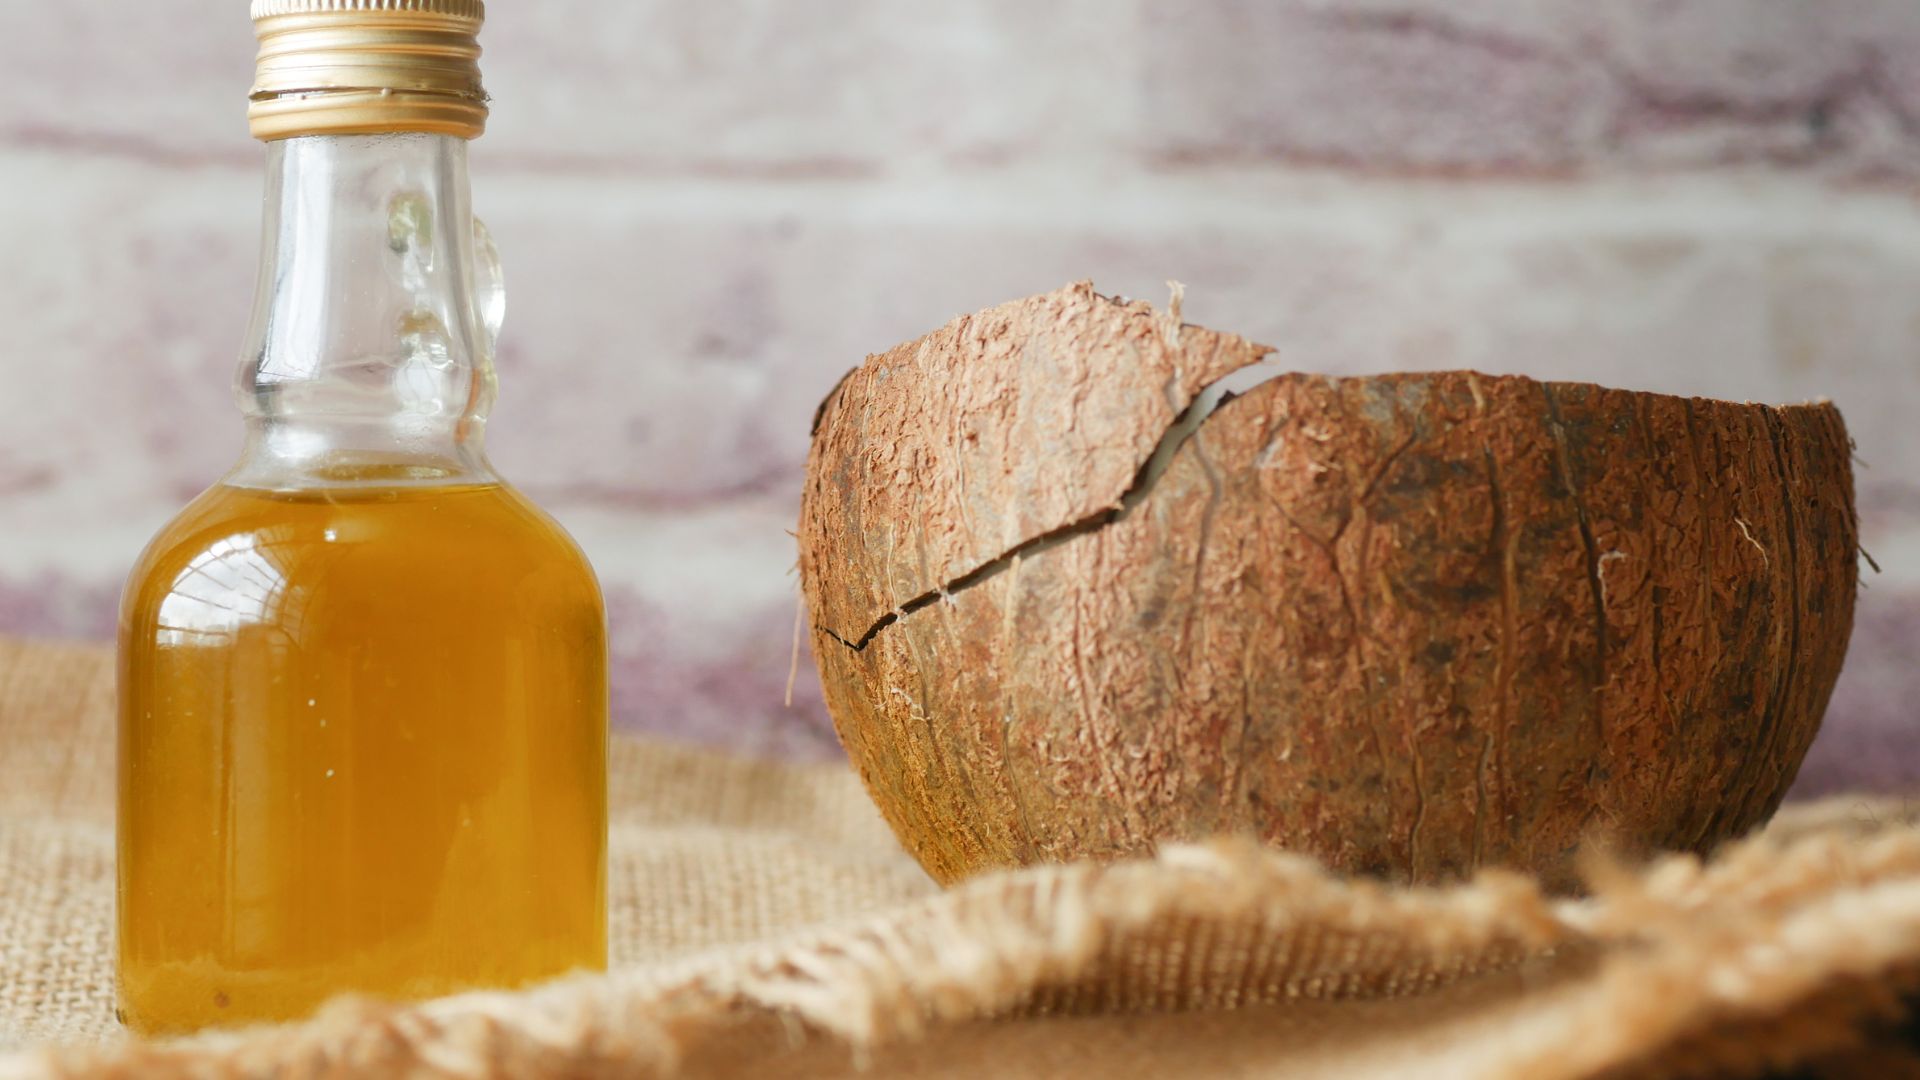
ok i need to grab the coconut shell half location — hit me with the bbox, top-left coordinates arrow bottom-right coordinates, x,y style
799,282 -> 1858,890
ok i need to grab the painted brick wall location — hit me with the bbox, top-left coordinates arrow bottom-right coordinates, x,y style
1,1 -> 1915,794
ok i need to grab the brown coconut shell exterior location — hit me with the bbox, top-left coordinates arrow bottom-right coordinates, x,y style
799,282 -> 1859,890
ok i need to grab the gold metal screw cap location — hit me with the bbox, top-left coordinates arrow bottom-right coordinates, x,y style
249,0 -> 488,141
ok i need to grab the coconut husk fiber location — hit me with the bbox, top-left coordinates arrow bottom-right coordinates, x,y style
3,636 -> 1920,1080
800,283 -> 1858,894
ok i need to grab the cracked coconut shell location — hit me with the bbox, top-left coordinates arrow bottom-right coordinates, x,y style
798,282 -> 1859,890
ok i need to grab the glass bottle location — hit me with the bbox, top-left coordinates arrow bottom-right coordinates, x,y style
116,0 -> 608,1034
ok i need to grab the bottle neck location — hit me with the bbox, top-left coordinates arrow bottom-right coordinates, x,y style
231,133 -> 501,489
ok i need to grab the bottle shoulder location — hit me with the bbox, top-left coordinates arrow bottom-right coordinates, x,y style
121,481 -> 603,636
481,480 -> 605,596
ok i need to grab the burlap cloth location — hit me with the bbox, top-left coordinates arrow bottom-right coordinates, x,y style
2,637 -> 1919,1079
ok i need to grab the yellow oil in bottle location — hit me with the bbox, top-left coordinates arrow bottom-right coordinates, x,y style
117,476 -> 607,1034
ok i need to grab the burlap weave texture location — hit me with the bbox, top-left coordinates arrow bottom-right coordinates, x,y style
2,637 -> 1917,1079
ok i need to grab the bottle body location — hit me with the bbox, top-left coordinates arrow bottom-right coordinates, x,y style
117,132 -> 608,1033
118,478 -> 607,1033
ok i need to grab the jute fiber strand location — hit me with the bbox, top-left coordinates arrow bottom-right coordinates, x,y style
2,638 -> 1918,1079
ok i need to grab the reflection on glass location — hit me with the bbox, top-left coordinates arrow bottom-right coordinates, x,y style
155,532 -> 292,646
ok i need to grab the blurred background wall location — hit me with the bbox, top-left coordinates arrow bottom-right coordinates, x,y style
1,0 -> 1915,793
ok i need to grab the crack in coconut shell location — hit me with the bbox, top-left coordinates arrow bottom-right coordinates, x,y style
818,361 -> 1284,652
803,281 -> 1275,652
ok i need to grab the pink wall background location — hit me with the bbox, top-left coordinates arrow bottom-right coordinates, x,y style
1,1 -> 1916,793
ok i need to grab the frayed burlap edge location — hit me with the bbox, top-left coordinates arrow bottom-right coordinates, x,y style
7,798 -> 1919,1080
